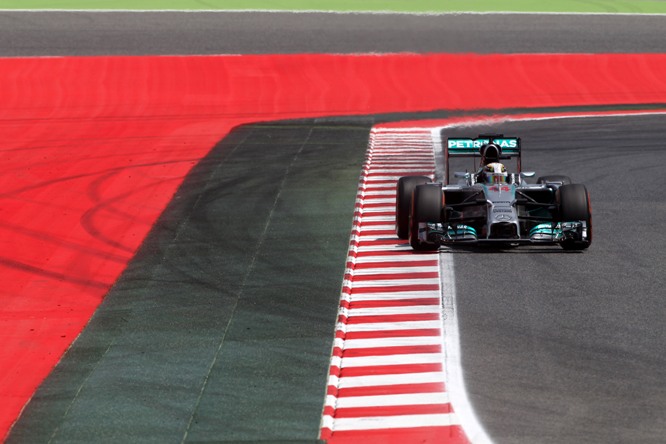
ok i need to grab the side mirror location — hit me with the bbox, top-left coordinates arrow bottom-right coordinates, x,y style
520,172 -> 536,178
454,172 -> 470,178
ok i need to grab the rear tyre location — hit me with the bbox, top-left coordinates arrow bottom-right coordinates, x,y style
395,176 -> 430,239
409,184 -> 442,252
558,184 -> 592,250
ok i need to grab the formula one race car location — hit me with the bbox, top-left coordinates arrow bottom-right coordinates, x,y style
396,135 -> 592,251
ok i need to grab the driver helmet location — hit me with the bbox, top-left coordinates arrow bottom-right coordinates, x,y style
483,162 -> 508,184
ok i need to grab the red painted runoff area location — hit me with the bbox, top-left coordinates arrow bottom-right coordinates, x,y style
1,53 -> 666,439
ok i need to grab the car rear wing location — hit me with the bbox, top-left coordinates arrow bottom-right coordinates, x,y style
444,134 -> 521,184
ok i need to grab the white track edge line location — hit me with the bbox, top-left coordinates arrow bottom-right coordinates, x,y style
439,255 -> 493,444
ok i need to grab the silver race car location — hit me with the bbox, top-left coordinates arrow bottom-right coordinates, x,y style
395,135 -> 592,251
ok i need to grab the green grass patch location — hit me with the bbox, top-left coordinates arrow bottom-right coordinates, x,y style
4,0 -> 666,13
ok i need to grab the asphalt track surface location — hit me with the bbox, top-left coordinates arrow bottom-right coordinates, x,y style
5,11 -> 666,444
441,115 -> 666,443
2,11 -> 666,56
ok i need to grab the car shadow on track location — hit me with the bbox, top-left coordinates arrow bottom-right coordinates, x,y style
438,245 -> 585,254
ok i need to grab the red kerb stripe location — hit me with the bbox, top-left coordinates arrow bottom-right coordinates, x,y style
341,329 -> 441,340
342,344 -> 441,357
345,313 -> 440,324
358,220 -> 396,226
333,403 -> 453,418
350,284 -> 440,294
340,362 -> 442,377
354,250 -> 422,258
351,272 -> 439,281
356,230 -> 396,237
336,382 -> 446,397
347,298 -> 440,309
353,260 -> 438,269
354,211 -> 394,218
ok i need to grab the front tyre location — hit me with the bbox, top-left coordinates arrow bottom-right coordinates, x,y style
558,184 -> 592,250
395,176 -> 430,239
409,184 -> 442,252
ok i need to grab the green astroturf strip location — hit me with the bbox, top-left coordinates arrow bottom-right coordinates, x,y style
3,0 -> 666,13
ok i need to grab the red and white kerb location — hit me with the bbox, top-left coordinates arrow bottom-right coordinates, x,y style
320,126 -> 469,444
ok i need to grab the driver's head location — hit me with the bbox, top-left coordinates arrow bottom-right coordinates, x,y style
483,162 -> 507,184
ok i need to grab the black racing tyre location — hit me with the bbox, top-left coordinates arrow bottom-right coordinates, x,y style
395,175 -> 430,239
409,184 -> 442,252
537,175 -> 572,186
558,183 -> 592,250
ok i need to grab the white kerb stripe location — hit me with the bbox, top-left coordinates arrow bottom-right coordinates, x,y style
357,224 -> 395,231
343,336 -> 442,349
356,215 -> 394,222
351,278 -> 440,287
331,413 -> 459,431
356,206 -> 395,212
335,392 -> 450,408
352,266 -> 439,274
345,291 -> 440,301
337,371 -> 445,388
344,305 -> 441,316
361,182 -> 395,188
358,174 -> 402,181
360,197 -> 394,203
353,254 -> 426,263
356,245 -> 411,252
345,320 -> 442,331
342,353 -> 443,367
358,190 -> 395,195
